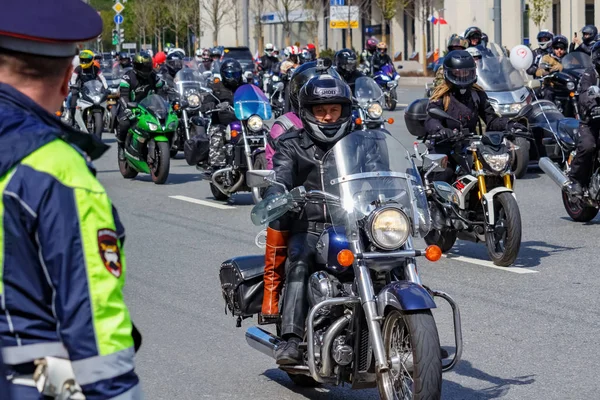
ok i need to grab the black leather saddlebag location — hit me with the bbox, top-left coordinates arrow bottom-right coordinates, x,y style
220,255 -> 264,318
183,125 -> 209,166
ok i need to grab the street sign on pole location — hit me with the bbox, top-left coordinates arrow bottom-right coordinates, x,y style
122,43 -> 137,50
114,14 -> 124,24
112,1 -> 125,14
329,6 -> 359,29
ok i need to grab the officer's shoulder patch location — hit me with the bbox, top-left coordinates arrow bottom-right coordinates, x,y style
98,228 -> 122,278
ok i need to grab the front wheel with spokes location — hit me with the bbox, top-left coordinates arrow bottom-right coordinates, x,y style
378,310 -> 442,400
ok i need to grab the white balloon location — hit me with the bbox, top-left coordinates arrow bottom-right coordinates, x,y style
509,45 -> 534,70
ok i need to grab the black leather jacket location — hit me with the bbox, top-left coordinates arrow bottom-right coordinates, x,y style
266,129 -> 391,228
577,66 -> 600,123
569,40 -> 596,56
424,88 -> 509,140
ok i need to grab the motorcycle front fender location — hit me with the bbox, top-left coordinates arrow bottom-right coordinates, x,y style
481,186 -> 516,225
152,135 -> 170,142
376,281 -> 436,316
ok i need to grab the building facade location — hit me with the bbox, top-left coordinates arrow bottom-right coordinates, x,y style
202,0 -> 600,64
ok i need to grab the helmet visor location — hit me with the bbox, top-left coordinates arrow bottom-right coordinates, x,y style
446,67 -> 476,85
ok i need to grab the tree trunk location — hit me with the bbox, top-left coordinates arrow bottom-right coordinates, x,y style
387,19 -> 393,60
381,20 -> 387,44
213,29 -> 218,47
314,32 -> 320,56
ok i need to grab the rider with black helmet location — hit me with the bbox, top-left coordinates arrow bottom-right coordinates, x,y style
118,51 -> 132,69
464,26 -> 483,47
116,51 -> 164,144
432,34 -> 469,88
536,35 -> 568,101
334,48 -> 364,90
202,59 -> 242,168
263,74 -> 355,365
566,41 -> 600,195
159,50 -> 185,83
425,50 -> 525,183
526,30 -> 554,76
570,24 -> 598,55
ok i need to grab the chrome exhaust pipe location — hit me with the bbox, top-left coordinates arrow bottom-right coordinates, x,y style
539,157 -> 569,188
320,314 -> 351,377
210,166 -> 244,196
245,326 -> 283,359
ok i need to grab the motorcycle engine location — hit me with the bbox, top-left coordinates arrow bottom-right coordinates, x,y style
308,271 -> 342,315
589,172 -> 600,200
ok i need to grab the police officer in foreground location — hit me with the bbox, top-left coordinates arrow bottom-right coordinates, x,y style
0,1 -> 141,399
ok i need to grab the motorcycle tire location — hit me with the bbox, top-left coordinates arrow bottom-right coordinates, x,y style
378,310 -> 442,400
170,147 -> 179,158
210,183 -> 229,201
511,137 -> 529,179
92,112 -> 103,140
561,191 -> 599,222
485,192 -> 522,266
386,89 -> 398,111
118,146 -> 138,179
424,229 -> 457,253
287,374 -> 320,387
149,140 -> 170,184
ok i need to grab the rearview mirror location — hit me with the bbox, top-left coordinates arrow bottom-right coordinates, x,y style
423,154 -> 448,173
246,170 -> 276,188
127,102 -> 138,109
202,71 -> 213,80
428,108 -> 460,125
274,82 -> 284,91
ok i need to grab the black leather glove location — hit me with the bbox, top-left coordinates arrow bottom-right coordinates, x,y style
509,122 -> 527,132
590,106 -> 600,118
430,128 -> 457,141
124,108 -> 134,120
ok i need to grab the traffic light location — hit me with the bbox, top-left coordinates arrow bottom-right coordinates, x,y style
119,29 -> 125,43
112,29 -> 118,45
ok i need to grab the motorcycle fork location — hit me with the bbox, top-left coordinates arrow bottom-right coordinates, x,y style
473,151 -> 487,198
182,110 -> 191,140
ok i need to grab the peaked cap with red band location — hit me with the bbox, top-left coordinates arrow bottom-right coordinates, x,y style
0,0 -> 102,57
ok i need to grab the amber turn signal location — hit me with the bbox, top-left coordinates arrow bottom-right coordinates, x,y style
387,118 -> 395,124
569,91 -> 575,98
55,111 -> 62,117
214,78 -> 221,84
425,245 -> 442,262
337,249 -> 355,267
173,104 -> 180,111
355,117 -> 362,125
230,130 -> 239,138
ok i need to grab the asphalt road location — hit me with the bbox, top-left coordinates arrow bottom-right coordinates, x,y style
96,85 -> 600,399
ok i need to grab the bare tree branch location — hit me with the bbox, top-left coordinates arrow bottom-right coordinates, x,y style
266,0 -> 304,46
201,0 -> 232,46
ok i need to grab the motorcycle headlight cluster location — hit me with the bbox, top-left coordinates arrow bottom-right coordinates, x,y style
272,75 -> 280,82
567,82 -> 576,91
386,81 -> 397,88
90,94 -> 103,104
187,93 -> 201,108
368,207 -> 410,250
147,122 -> 158,131
482,152 -> 510,172
247,115 -> 263,132
367,102 -> 383,119
168,121 -> 177,130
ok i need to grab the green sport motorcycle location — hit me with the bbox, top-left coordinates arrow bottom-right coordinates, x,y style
118,95 -> 179,184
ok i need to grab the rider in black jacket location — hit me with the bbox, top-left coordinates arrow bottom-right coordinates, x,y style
265,74 -> 354,365
424,51 -> 525,183
567,41 -> 600,195
116,52 -> 164,144
259,43 -> 279,73
334,48 -> 364,91
371,42 -> 393,73
569,25 -> 598,55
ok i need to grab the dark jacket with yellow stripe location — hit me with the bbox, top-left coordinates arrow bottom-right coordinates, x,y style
0,83 -> 141,399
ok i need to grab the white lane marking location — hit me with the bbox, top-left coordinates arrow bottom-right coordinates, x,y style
169,195 -> 236,210
444,253 -> 539,274
398,103 -> 408,107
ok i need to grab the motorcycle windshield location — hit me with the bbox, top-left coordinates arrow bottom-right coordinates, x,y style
233,84 -> 272,120
354,76 -> 384,107
83,80 -> 104,96
139,94 -> 169,120
322,130 -> 431,238
562,52 -> 591,72
174,67 -> 207,94
476,43 -> 526,92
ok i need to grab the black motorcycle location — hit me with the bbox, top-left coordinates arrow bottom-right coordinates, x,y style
539,52 -> 591,119
220,129 -> 462,399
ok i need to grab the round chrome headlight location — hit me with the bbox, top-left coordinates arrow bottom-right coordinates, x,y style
482,152 -> 510,172
567,82 -> 575,91
187,93 -> 201,107
367,102 -> 383,119
247,115 -> 263,132
368,207 -> 410,250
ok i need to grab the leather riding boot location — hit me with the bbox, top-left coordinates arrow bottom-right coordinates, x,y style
261,227 -> 289,320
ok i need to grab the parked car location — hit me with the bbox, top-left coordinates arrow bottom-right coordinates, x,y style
222,46 -> 255,74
